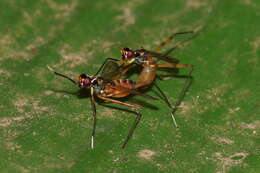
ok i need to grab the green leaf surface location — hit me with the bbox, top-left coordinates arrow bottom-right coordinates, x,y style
0,0 -> 259,172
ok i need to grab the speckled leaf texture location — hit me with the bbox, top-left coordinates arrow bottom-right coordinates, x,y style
0,0 -> 259,172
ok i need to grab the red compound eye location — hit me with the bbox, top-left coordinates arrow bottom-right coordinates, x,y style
79,74 -> 92,87
121,48 -> 134,60
83,77 -> 91,86
126,51 -> 134,59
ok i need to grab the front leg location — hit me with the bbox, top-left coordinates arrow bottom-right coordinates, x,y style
90,88 -> 97,149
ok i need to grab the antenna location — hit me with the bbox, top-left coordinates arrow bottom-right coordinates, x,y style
47,65 -> 77,85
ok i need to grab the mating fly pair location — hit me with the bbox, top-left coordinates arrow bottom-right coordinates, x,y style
48,31 -> 194,149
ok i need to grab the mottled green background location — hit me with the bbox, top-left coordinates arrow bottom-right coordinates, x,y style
0,0 -> 259,172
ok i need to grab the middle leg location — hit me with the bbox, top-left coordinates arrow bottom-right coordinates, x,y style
97,95 -> 142,149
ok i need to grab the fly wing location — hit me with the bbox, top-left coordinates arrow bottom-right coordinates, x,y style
144,50 -> 180,64
100,60 -> 122,81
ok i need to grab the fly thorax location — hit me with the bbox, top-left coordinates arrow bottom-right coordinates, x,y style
136,56 -> 146,64
91,77 -> 104,95
93,85 -> 104,95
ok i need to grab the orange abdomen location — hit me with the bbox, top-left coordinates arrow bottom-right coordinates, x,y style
137,62 -> 157,86
104,79 -> 135,98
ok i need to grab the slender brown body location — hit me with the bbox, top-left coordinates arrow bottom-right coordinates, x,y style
48,66 -> 153,149
119,31 -> 194,89
119,51 -> 192,89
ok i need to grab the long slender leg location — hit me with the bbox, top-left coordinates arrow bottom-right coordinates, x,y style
153,31 -> 194,53
97,95 -> 141,149
156,63 -> 192,80
98,96 -> 140,110
90,88 -> 97,149
171,65 -> 193,118
153,64 -> 193,127
156,62 -> 193,81
90,96 -> 97,149
153,82 -> 178,128
157,64 -> 192,68
163,33 -> 199,57
121,111 -> 141,149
